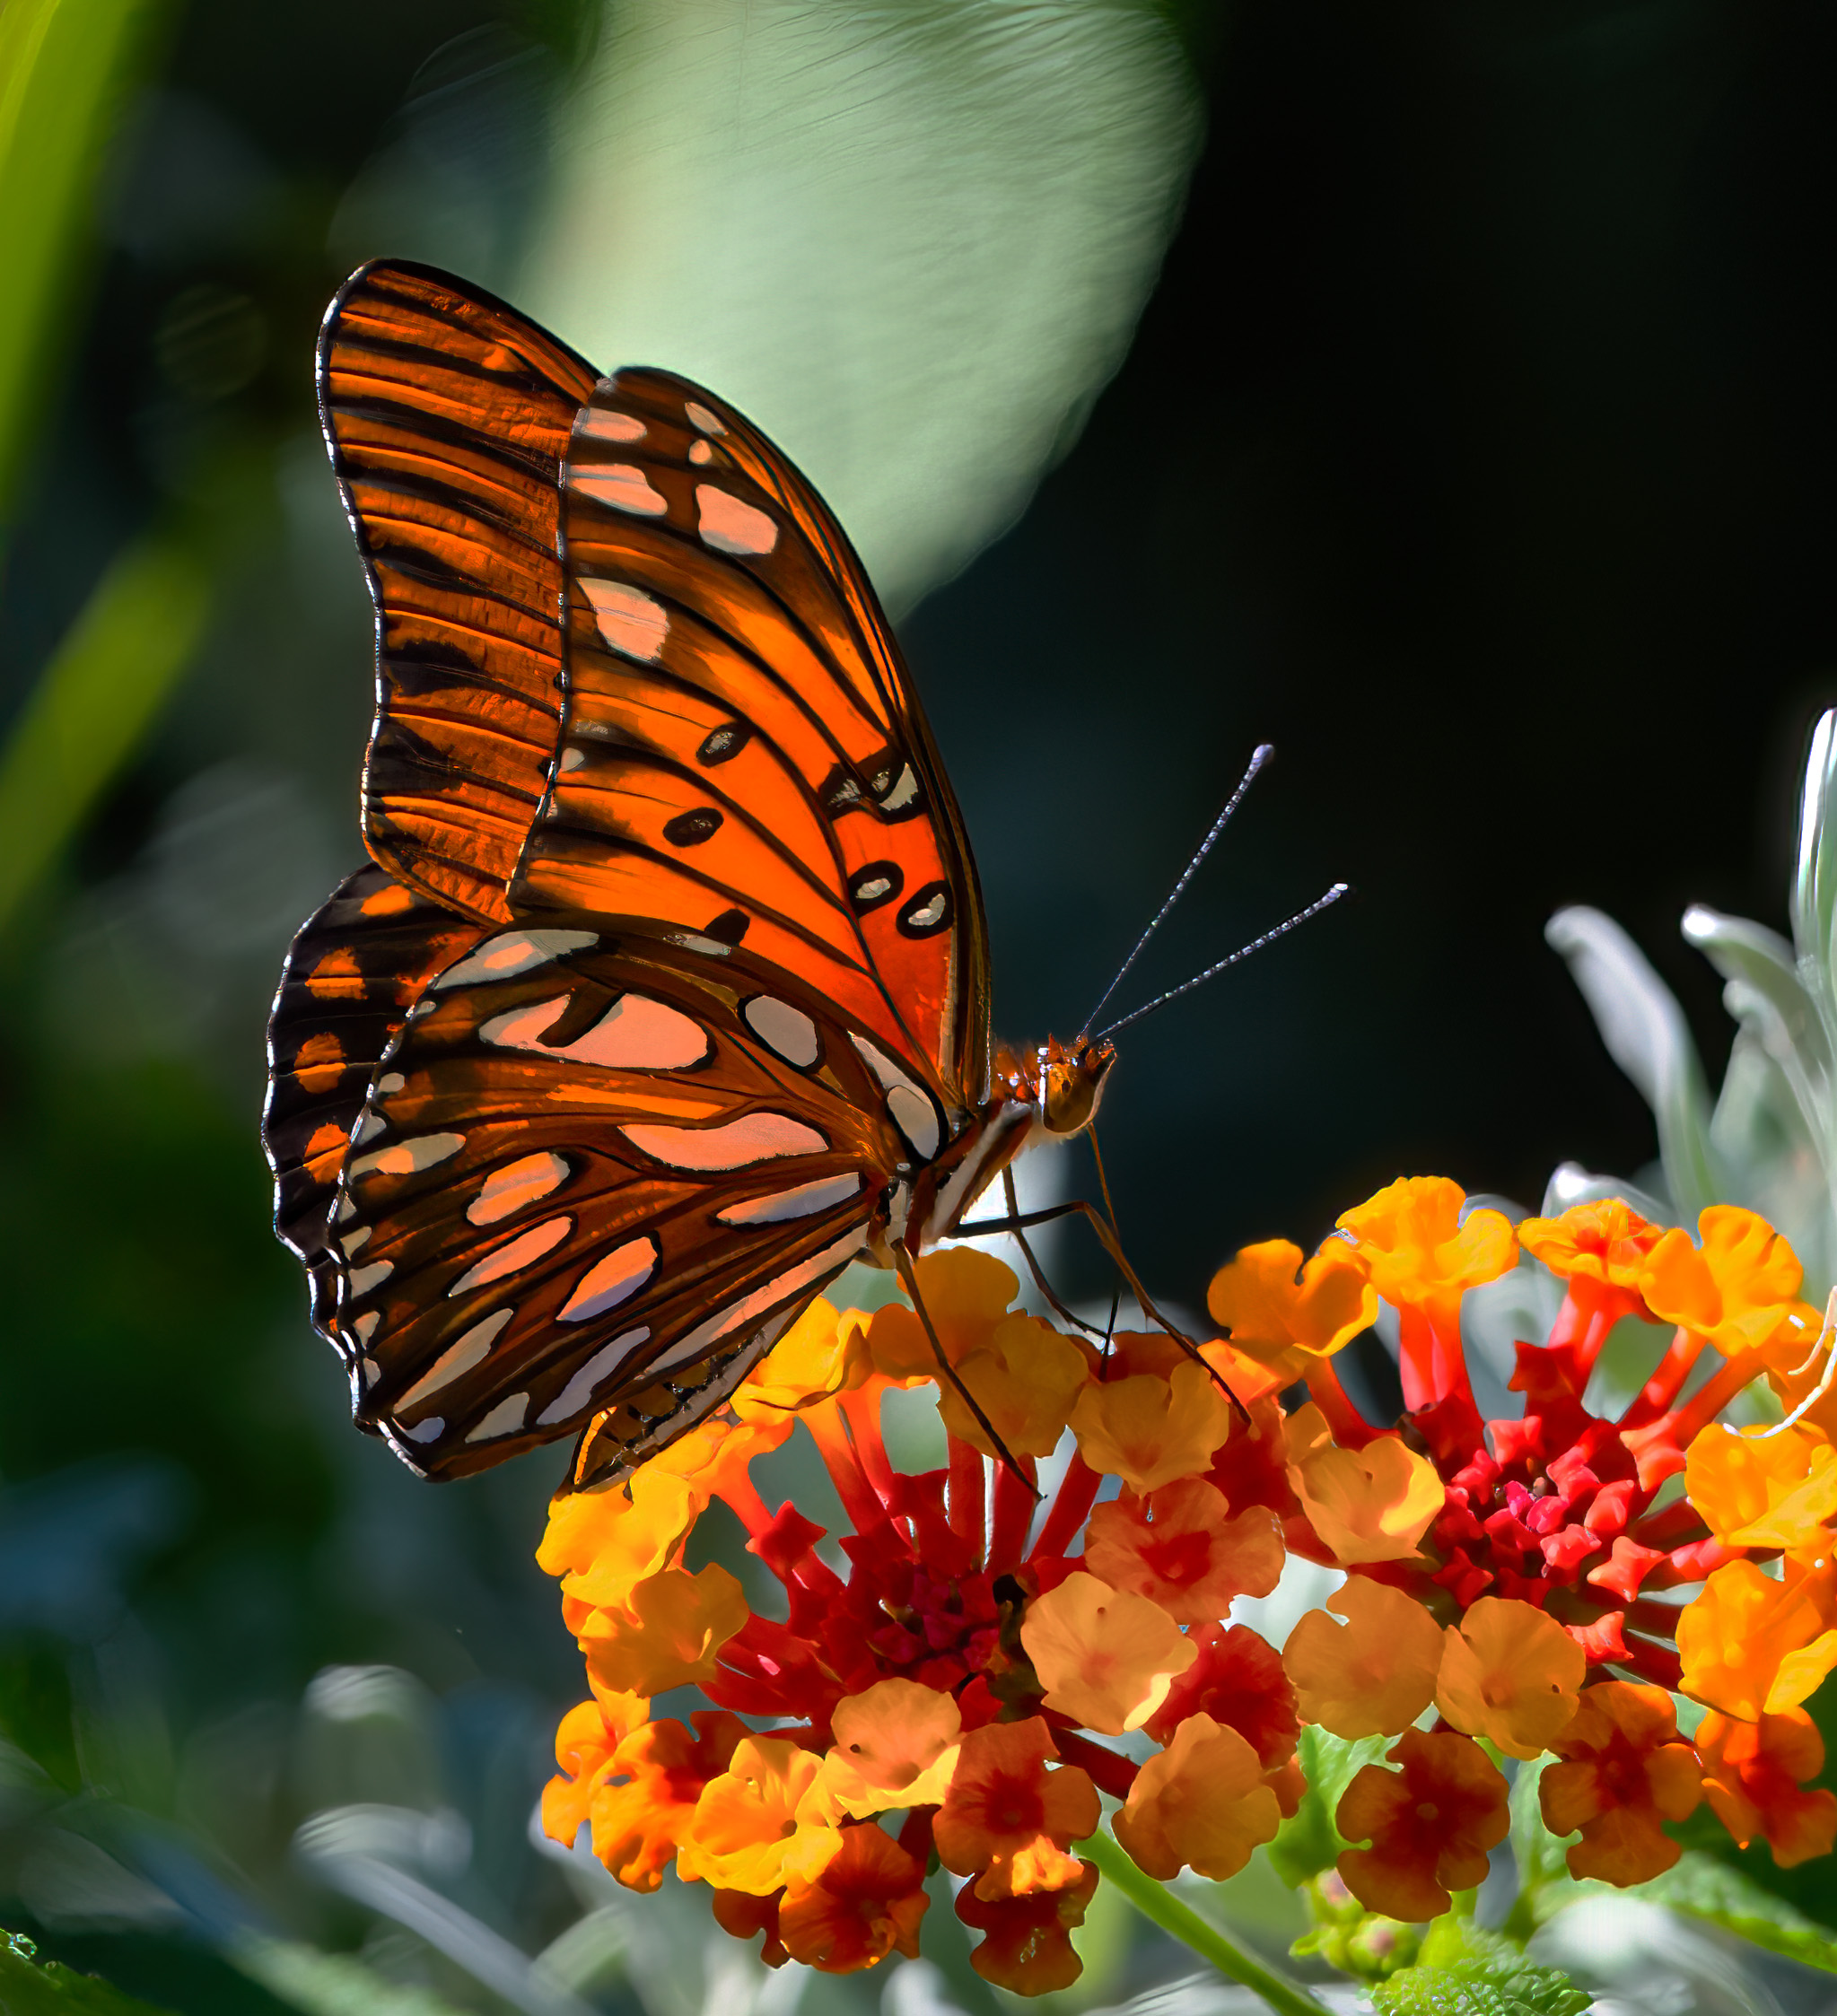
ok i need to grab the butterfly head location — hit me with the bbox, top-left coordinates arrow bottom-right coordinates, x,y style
1030,1034 -> 1116,1137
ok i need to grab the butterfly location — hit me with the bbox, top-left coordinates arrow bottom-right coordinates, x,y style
262,257 -> 1158,1492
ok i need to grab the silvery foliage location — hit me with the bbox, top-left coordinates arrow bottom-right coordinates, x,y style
1545,707 -> 1837,1299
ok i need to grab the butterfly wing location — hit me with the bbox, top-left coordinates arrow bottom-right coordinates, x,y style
318,260 -> 596,923
325,921 -> 921,1483
263,864 -> 489,1336
523,369 -> 992,1113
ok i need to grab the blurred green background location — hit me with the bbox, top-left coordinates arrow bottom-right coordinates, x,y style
3,1 -> 1836,2012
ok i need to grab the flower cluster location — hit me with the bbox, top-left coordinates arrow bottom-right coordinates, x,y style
538,1181 -> 1837,1988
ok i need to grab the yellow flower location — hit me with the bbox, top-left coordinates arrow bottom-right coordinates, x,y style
580,1564 -> 748,1697
1020,1571 -> 1197,1734
1686,1419 -> 1837,1550
1112,1714 -> 1282,1882
937,1313 -> 1090,1459
1335,1177 -> 1517,1326
1070,1360 -> 1234,1492
1639,1207 -> 1817,1357
1435,1596 -> 1586,1760
818,1679 -> 962,1818
862,1248 -> 1020,1381
1285,1404 -> 1443,1565
677,1734 -> 836,1894
1205,1238 -> 1378,1383
1678,1553 -> 1837,1719
1283,1575 -> 1445,1739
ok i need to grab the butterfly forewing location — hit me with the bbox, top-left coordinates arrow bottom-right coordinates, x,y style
329,922 -> 923,1481
319,261 -> 596,922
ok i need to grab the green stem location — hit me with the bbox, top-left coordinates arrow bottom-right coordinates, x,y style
1082,1828 -> 1333,2016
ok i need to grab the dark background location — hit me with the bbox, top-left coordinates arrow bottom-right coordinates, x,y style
2,0 -> 1833,2001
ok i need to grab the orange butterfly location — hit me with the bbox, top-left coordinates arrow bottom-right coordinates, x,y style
263,261 -> 1338,1491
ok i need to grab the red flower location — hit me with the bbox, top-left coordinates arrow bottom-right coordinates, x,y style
1335,1729 -> 1510,1922
955,1859 -> 1099,1994
778,1824 -> 930,1972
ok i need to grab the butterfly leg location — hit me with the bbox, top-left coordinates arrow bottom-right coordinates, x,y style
998,1165 -> 1106,1340
893,1239 -> 1039,1497
949,1198 -> 1248,1422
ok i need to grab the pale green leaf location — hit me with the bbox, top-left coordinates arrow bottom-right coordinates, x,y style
1370,1919 -> 1591,2016
1266,1724 -> 1389,1888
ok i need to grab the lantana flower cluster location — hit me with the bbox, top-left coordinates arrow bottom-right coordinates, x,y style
538,1179 -> 1837,1989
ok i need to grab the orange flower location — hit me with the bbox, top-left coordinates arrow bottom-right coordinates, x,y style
819,1678 -> 961,1817
1517,1198 -> 1663,1296
933,1719 -> 1099,1900
547,1468 -> 701,1615
1205,1238 -> 1378,1383
1286,1405 -> 1443,1565
863,1247 -> 1019,1380
1145,1621 -> 1299,1765
1677,1553 -> 1837,1719
1335,1729 -> 1510,1922
676,1734 -> 835,1894
1082,1479 -> 1282,1623
1335,1177 -> 1517,1329
710,1889 -> 786,1968
1019,1571 -> 1197,1734
1435,1596 -> 1586,1760
1112,1713 -> 1282,1881
937,1313 -> 1090,1459
955,1857 -> 1098,1994
732,1296 -> 869,1415
1639,1207 -> 1817,1357
581,1563 -> 749,1697
1069,1359 -> 1234,1492
541,1690 -> 650,1846
1539,1681 -> 1701,1885
1686,1419 -> 1837,1550
588,1711 -> 749,1891
1694,1708 -> 1837,1869
778,1824 -> 930,1972
1283,1575 -> 1444,1740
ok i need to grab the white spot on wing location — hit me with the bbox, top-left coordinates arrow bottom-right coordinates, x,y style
577,579 -> 669,662
623,1113 -> 826,1171
354,1112 -> 387,1145
347,1260 -> 393,1296
568,463 -> 667,515
688,439 -> 713,466
744,996 -> 818,1066
353,1310 -> 381,1345
377,1073 -> 406,1095
537,1328 -> 652,1424
881,764 -> 919,812
558,1235 -> 658,1322
482,992 -> 708,1069
349,1132 -> 466,1179
466,1392 -> 529,1442
433,931 -> 597,990
695,485 -> 777,556
717,1174 -> 862,1226
402,1417 -> 444,1444
341,1225 -> 371,1256
449,1215 -> 573,1295
399,1308 -> 513,1407
559,746 -> 586,773
577,407 -> 646,443
468,1152 -> 570,1226
685,400 -> 726,435
644,1231 -> 862,1377
887,1087 -> 940,1160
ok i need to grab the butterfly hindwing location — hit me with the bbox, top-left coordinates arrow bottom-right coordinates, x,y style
327,921 -> 932,1481
318,259 -> 598,923
263,864 -> 488,1336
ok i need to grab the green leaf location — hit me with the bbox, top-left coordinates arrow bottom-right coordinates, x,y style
1369,1919 -> 1592,2016
1631,1852 -> 1837,1976
0,532 -> 213,936
1268,1725 -> 1390,1888
0,1935 -> 179,2016
0,0 -> 174,521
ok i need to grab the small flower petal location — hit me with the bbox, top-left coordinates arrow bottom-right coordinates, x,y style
1083,1478 -> 1282,1624
1020,1571 -> 1198,1734
1284,1575 -> 1445,1740
1436,1596 -> 1586,1761
1113,1713 -> 1282,1881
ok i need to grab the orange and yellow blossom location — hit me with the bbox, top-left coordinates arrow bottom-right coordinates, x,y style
954,1861 -> 1099,1994
1285,1403 -> 1444,1565
1082,1478 -> 1283,1623
674,1734 -> 836,1894
1694,1707 -> 1837,1869
1282,1575 -> 1444,1740
1435,1596 -> 1586,1761
1069,1343 -> 1235,1492
932,1719 -> 1099,1901
579,1562 -> 748,1697
1539,1681 -> 1701,1885
1020,1572 -> 1197,1734
1335,1729 -> 1510,1922
1677,1551 -> 1837,1719
1111,1713 -> 1282,1881
1205,1237 -> 1378,1387
777,1825 -> 930,1973
573,1710 -> 749,1893
1639,1207 -> 1817,1361
818,1678 -> 961,1817
1686,1418 -> 1837,1550
934,1312 -> 1089,1457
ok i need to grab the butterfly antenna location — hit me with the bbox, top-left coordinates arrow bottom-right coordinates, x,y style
1081,743 -> 1275,1036
1095,883 -> 1350,1040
